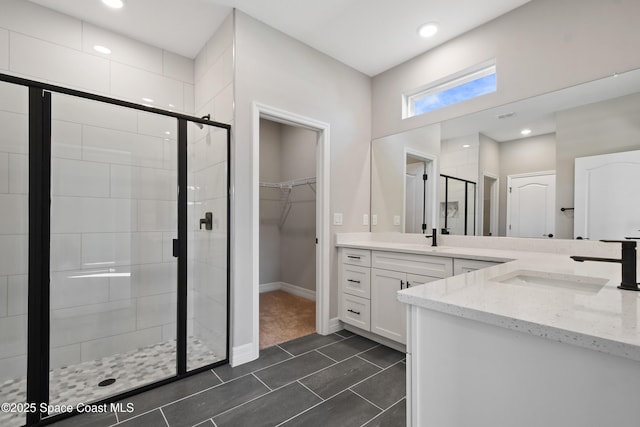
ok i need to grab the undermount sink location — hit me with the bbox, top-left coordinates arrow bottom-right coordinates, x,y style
490,270 -> 608,294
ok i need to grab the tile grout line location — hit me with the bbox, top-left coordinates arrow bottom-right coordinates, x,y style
342,357 -> 405,399
350,388 -> 385,412
357,396 -> 406,427
276,343 -> 296,357
159,407 -> 170,427
210,368 -> 224,384
251,372 -> 273,391
296,380 -> 325,401
278,333 -> 351,359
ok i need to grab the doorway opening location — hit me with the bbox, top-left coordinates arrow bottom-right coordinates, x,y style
251,103 -> 331,358
404,153 -> 434,233
258,119 -> 318,348
482,174 -> 498,236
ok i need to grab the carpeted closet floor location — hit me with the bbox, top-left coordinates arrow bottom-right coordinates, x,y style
259,290 -> 316,349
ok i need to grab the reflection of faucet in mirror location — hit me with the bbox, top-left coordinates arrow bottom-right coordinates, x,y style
424,228 -> 437,247
570,239 -> 640,291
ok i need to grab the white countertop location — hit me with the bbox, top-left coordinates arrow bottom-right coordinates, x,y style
336,233 -> 640,362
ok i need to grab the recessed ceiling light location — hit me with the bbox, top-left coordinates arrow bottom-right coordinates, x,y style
165,131 -> 171,135
93,45 -> 111,55
102,0 -> 124,9
521,128 -> 532,136
418,22 -> 439,38
462,144 -> 471,148
142,97 -> 154,103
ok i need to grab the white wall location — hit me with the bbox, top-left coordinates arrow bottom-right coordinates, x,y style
259,119 -> 283,284
372,0 -> 640,139
234,11 -> 371,353
0,0 -> 196,382
279,125 -> 317,293
479,134 -> 500,236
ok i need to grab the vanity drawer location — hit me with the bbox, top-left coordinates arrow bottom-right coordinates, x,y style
372,250 -> 453,278
341,294 -> 371,331
342,264 -> 371,298
341,248 -> 371,267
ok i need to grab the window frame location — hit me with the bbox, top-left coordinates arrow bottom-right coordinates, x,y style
403,60 -> 497,119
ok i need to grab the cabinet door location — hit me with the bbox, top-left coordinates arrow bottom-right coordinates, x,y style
371,268 -> 407,344
453,259 -> 500,275
406,273 -> 440,289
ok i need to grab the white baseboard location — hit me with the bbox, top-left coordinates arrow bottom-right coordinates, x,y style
259,281 -> 316,301
230,342 -> 258,367
328,317 -> 342,334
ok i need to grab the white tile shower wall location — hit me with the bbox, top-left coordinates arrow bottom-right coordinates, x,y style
0,0 -> 203,381
0,80 -> 28,385
0,28 -> 8,70
191,12 -> 233,359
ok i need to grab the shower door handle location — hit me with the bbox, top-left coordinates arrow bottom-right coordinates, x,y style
172,239 -> 179,258
200,212 -> 213,230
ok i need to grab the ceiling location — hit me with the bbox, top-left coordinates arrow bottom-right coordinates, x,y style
27,0 -> 530,76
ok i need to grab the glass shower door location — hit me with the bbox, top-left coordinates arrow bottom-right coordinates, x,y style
186,122 -> 229,370
0,81 -> 29,427
47,93 -> 179,409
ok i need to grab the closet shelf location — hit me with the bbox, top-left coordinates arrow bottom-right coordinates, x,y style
259,176 -> 316,190
260,176 -> 316,227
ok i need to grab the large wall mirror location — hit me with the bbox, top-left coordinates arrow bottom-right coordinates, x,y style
371,67 -> 640,239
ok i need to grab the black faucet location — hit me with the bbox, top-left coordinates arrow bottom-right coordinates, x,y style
570,239 -> 639,291
425,228 -> 437,247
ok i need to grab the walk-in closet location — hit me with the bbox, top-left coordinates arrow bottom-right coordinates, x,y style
258,118 -> 317,348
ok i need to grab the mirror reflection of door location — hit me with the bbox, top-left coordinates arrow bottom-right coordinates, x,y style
507,171 -> 556,238
574,150 -> 640,240
405,154 -> 432,233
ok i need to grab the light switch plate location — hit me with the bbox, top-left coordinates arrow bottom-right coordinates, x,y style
363,214 -> 369,226
393,215 -> 401,226
333,213 -> 343,226
372,215 -> 378,226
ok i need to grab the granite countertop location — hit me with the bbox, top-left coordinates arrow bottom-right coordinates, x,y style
336,233 -> 640,362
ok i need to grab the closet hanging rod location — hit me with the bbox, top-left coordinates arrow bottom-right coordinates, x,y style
259,176 -> 316,189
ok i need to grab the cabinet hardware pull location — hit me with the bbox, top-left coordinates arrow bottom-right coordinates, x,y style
347,255 -> 361,259
347,309 -> 361,315
407,281 -> 411,288
400,280 -> 404,290
347,279 -> 361,284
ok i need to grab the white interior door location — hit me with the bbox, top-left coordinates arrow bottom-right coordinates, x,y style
405,162 -> 425,233
574,150 -> 640,240
507,172 -> 556,238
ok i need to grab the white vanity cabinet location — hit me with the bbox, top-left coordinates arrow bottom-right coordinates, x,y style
371,269 -> 438,344
453,258 -> 500,275
370,251 -> 453,344
339,247 -> 455,345
339,248 -> 372,331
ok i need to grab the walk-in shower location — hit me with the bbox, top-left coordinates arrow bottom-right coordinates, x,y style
0,73 -> 230,426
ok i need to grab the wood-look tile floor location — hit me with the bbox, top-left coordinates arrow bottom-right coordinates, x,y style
49,331 -> 406,427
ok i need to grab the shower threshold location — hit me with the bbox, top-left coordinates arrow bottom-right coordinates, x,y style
0,337 -> 223,427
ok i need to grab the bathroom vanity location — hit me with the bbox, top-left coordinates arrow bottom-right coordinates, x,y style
337,233 -> 640,427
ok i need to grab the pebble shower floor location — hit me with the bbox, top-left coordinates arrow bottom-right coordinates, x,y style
0,338 -> 222,427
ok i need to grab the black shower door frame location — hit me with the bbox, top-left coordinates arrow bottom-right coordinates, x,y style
0,72 -> 231,426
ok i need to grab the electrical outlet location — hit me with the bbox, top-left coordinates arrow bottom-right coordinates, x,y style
372,215 -> 378,226
333,213 -> 343,226
363,214 -> 369,226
